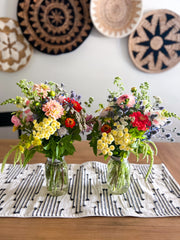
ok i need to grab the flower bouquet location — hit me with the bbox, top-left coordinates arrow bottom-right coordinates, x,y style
1,80 -> 92,195
88,77 -> 180,194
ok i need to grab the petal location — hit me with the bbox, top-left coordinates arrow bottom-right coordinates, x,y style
8,32 -> 17,44
2,48 -> 10,60
0,41 -> 7,51
10,49 -> 19,61
13,41 -> 24,51
0,32 -> 8,43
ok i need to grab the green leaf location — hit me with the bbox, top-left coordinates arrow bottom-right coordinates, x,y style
23,148 -> 36,167
1,145 -> 18,172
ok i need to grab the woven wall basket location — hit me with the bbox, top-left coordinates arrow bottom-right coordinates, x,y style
17,0 -> 93,55
90,0 -> 143,38
0,17 -> 33,72
128,9 -> 180,73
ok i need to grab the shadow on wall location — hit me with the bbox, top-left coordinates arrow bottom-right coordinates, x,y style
4,0 -> 18,19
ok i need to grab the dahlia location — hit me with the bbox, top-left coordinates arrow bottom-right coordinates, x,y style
130,111 -> 151,131
42,100 -> 64,119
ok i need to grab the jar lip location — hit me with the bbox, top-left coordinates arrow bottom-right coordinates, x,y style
47,157 -> 64,163
111,155 -> 128,162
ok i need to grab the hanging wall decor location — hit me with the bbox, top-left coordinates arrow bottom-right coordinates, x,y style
17,0 -> 93,55
0,17 -> 33,72
90,0 -> 142,38
128,9 -> 180,73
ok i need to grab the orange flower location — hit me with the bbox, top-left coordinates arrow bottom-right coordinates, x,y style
101,124 -> 111,133
65,118 -> 76,128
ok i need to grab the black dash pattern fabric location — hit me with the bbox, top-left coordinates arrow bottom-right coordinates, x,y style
0,162 -> 179,218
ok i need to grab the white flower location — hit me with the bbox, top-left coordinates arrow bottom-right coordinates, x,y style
146,110 -> 167,127
153,96 -> 162,104
142,100 -> 148,106
58,127 -> 68,137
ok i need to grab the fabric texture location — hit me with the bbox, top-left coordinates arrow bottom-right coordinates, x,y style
0,161 -> 179,218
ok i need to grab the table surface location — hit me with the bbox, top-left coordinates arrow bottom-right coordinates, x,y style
0,140 -> 180,240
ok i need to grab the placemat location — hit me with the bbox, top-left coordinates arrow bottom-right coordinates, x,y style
0,162 -> 179,218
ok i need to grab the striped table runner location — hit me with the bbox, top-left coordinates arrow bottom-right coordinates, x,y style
0,162 -> 180,218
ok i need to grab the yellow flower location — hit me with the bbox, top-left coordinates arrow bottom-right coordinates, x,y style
34,123 -> 39,129
25,143 -> 31,149
124,133 -> 129,138
12,126 -> 18,132
97,145 -> 102,150
118,131 -> 123,137
102,149 -> 108,155
111,130 -> 117,136
19,145 -> 24,153
124,128 -> 129,133
51,121 -> 57,128
110,145 -> 115,151
108,151 -> 113,156
108,139 -> 113,144
101,137 -> 107,142
97,139 -> 103,145
102,142 -> 106,147
102,132 -> 107,138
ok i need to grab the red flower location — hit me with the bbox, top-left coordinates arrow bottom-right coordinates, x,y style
64,98 -> 82,112
65,118 -> 76,128
130,111 -> 151,131
101,124 -> 111,133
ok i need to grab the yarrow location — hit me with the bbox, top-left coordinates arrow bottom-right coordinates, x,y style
88,77 -> 180,180
0,79 -> 93,170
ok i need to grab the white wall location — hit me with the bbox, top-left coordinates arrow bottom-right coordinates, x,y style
0,0 -> 180,140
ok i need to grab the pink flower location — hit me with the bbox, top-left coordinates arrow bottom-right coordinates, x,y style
26,100 -> 30,106
25,109 -> 31,114
11,115 -> 21,127
57,95 -> 65,104
23,108 -> 33,122
116,94 -> 135,108
42,100 -> 64,119
85,114 -> 93,132
33,84 -> 50,98
100,106 -> 113,117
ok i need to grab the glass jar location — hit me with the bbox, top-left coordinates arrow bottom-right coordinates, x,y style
45,157 -> 68,196
107,156 -> 130,194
